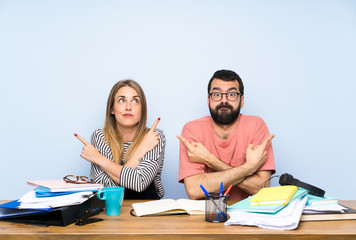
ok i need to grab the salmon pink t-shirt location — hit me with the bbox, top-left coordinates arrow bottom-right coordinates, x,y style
178,114 -> 275,201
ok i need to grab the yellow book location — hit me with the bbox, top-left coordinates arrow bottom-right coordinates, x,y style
249,185 -> 298,206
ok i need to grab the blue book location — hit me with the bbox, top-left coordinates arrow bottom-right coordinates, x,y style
228,188 -> 308,214
306,194 -> 338,206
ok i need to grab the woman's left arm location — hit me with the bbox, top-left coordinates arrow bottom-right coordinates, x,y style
124,118 -> 161,169
119,129 -> 166,192
75,133 -> 124,185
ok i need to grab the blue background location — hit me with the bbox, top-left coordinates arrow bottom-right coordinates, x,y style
1,0 -> 355,200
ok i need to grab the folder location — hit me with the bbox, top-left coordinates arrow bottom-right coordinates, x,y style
0,195 -> 104,226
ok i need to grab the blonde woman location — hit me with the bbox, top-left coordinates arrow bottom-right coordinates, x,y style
75,80 -> 165,199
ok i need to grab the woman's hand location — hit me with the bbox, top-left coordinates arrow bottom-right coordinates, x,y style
75,133 -> 104,164
139,118 -> 161,155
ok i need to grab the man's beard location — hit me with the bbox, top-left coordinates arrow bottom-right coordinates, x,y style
209,102 -> 241,125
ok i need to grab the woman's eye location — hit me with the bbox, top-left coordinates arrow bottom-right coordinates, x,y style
118,98 -> 125,103
132,99 -> 140,104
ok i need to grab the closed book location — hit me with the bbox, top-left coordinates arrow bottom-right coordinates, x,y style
306,194 -> 338,206
27,180 -> 103,192
249,185 -> 298,206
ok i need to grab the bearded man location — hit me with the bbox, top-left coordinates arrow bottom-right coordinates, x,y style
178,70 -> 276,200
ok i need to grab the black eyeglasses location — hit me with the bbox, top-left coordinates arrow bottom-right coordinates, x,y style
209,92 -> 242,101
63,175 -> 93,184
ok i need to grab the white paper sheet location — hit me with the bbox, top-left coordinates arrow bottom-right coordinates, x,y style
18,190 -> 94,209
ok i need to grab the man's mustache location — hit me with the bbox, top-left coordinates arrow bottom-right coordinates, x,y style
216,103 -> 233,111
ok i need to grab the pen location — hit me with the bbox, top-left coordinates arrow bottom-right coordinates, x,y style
218,182 -> 223,221
209,184 -> 232,220
200,185 -> 227,219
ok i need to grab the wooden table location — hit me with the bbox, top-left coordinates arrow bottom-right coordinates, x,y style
1,200 -> 356,240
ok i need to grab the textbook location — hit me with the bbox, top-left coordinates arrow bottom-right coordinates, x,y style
228,188 -> 308,214
306,194 -> 338,206
301,205 -> 356,221
249,185 -> 298,206
131,199 -> 205,216
27,180 -> 103,193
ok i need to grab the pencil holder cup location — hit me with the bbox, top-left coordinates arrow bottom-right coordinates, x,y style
97,187 -> 125,216
205,192 -> 228,223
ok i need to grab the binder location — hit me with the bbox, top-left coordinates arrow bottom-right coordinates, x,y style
0,195 -> 104,226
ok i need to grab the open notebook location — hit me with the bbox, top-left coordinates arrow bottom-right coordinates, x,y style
132,199 -> 205,216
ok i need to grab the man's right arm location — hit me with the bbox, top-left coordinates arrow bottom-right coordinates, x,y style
179,135 -> 274,199
183,163 -> 256,199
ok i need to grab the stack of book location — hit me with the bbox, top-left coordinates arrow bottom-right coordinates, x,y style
301,194 -> 356,221
227,186 -> 356,230
226,186 -> 309,230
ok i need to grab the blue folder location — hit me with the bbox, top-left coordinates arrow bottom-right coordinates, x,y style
0,200 -> 50,219
35,187 -> 97,198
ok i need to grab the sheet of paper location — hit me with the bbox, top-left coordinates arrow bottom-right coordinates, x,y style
18,190 -> 94,209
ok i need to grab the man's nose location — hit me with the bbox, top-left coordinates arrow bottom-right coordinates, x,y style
221,94 -> 229,102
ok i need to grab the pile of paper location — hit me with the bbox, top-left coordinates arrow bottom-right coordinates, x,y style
18,190 -> 95,209
15,178 -> 103,209
226,195 -> 307,230
226,187 -> 309,230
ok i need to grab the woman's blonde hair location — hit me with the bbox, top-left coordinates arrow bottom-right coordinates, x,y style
103,79 -> 148,164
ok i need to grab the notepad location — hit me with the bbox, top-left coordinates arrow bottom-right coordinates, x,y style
249,185 -> 298,206
132,199 -> 205,216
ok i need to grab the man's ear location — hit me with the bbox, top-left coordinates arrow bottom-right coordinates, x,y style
240,95 -> 245,108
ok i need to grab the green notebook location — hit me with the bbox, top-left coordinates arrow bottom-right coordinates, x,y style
306,194 -> 338,206
228,188 -> 308,214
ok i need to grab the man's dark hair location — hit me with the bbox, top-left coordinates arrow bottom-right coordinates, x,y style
207,70 -> 244,95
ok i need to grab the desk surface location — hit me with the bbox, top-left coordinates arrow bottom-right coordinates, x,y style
1,200 -> 356,240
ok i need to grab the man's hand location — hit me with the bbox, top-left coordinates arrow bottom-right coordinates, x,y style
245,134 -> 275,173
177,135 -> 212,165
75,134 -> 103,164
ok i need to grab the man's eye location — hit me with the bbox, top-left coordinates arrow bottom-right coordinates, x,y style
228,92 -> 237,97
213,93 -> 221,97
